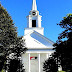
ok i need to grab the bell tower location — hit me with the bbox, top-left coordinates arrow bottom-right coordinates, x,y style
24,0 -> 44,35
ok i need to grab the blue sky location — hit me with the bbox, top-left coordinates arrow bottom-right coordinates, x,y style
0,0 -> 72,42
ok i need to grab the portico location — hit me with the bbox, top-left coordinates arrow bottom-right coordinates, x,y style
22,49 -> 54,72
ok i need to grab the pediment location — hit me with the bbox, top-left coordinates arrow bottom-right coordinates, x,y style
23,31 -> 54,49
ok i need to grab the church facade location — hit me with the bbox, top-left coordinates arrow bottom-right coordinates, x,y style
22,0 -> 54,72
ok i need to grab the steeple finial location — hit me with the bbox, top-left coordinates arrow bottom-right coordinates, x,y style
32,0 -> 37,10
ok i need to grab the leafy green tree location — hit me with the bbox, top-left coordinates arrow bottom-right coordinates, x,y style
43,14 -> 72,72
43,55 -> 58,72
53,14 -> 72,72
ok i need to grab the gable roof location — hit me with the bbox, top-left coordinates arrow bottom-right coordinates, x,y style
23,30 -> 54,49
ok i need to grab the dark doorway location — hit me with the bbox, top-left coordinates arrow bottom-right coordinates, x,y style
32,20 -> 36,27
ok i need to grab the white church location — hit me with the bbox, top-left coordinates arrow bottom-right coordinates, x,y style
22,0 -> 55,72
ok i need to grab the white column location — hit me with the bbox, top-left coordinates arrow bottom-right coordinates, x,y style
39,53 -> 40,72
29,53 -> 30,72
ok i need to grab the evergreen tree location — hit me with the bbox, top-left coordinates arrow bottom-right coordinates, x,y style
7,37 -> 27,72
0,3 -> 18,49
0,3 -> 27,72
0,3 -> 17,71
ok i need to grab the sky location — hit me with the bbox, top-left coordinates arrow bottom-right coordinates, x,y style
0,0 -> 72,42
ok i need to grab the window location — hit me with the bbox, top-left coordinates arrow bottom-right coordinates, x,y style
32,20 -> 36,27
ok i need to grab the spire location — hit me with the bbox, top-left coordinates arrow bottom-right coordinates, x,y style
32,0 -> 37,11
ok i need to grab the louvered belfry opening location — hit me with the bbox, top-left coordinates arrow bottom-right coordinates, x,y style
32,20 -> 36,27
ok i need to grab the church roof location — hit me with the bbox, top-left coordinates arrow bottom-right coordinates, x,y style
23,30 -> 54,49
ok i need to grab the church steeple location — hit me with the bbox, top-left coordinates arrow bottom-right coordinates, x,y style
32,0 -> 37,11
25,0 -> 44,35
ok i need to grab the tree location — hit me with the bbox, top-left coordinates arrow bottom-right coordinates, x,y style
0,4 -> 18,48
43,54 -> 58,72
43,14 -> 72,72
6,37 -> 27,72
0,3 -> 17,71
0,3 -> 27,72
53,14 -> 72,72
